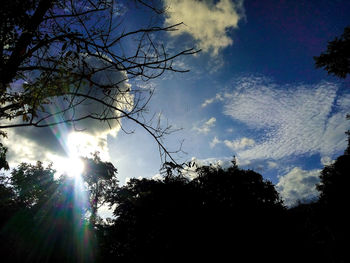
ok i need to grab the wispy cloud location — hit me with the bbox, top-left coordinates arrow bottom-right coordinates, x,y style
202,93 -> 224,107
267,161 -> 278,169
218,76 -> 350,161
210,136 -> 221,148
276,167 -> 320,206
164,0 -> 244,55
193,117 -> 216,134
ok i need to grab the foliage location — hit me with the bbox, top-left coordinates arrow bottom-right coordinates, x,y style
0,146 -> 348,262
82,152 -> 118,225
193,164 -> 283,210
102,163 -> 285,262
0,142 -> 9,170
286,136 -> 350,263
0,154 -> 120,262
9,161 -> 58,208
317,154 -> 350,208
314,26 -> 350,78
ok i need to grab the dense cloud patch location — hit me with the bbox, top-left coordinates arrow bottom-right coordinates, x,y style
164,0 -> 244,55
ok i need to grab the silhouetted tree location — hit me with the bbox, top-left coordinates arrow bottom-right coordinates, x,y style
317,129 -> 350,209
0,155 -> 118,262
285,133 -> 350,263
0,142 -> 9,170
0,161 -> 64,262
9,161 -> 58,209
82,152 -> 118,225
314,26 -> 350,78
103,162 -> 286,263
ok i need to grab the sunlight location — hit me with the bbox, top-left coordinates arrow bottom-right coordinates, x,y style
67,132 -> 109,160
49,131 -> 109,178
50,153 -> 84,178
66,156 -> 85,177
64,135 -> 85,177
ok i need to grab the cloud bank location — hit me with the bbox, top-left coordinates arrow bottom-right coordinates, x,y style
164,0 -> 244,55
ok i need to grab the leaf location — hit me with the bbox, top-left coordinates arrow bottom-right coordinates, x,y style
62,42 -> 68,51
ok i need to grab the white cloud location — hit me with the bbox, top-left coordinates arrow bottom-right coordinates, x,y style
220,76 -> 350,161
267,161 -> 278,169
276,167 -> 320,207
164,0 -> 244,55
210,136 -> 221,148
152,173 -> 164,181
320,156 -> 334,166
224,137 -> 255,151
202,93 -> 224,107
193,117 -> 216,134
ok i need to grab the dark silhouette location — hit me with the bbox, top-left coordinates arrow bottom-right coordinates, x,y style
314,26 -> 350,78
285,133 -> 350,263
0,142 -> 9,170
0,156 -> 118,262
101,162 -> 287,263
82,152 -> 118,226
1,139 -> 349,262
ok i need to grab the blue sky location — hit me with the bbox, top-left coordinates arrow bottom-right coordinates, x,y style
109,0 -> 350,206
4,0 -> 350,207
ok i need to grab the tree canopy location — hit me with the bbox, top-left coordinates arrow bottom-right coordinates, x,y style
0,147 -> 348,262
0,153 -> 119,262
314,26 -> 350,78
101,162 -> 286,262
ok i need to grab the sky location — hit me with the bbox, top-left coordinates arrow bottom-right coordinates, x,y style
3,0 -> 350,208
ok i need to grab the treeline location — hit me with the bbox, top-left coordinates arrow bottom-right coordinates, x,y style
0,142 -> 348,263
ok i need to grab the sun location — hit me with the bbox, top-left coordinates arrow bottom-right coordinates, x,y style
64,134 -> 86,177
65,155 -> 85,177
50,153 -> 85,178
50,132 -> 108,178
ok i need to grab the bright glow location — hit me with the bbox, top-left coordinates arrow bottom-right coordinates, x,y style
66,156 -> 85,177
49,132 -> 109,178
67,132 -> 110,161
63,135 -> 85,177
50,153 -> 84,178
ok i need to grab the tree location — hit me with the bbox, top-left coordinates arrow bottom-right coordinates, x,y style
0,142 -> 9,170
0,156 -> 118,262
82,152 -> 118,225
317,134 -> 350,209
307,133 -> 350,263
314,26 -> 350,78
0,161 -> 66,262
103,162 -> 285,263
9,161 -> 58,208
0,0 -> 197,162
